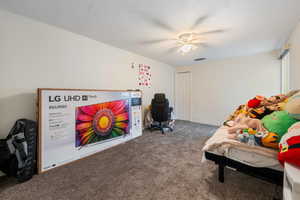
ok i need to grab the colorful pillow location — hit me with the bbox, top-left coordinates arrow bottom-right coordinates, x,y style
285,91 -> 300,120
262,111 -> 298,141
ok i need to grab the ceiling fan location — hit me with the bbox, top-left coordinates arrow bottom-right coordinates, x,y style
138,14 -> 226,56
176,32 -> 206,55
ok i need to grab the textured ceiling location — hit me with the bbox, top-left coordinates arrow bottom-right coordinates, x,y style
1,0 -> 300,66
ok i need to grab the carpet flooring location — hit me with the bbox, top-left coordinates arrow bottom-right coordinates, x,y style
0,120 -> 281,200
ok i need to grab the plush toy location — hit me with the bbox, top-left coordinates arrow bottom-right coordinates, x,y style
237,132 -> 250,143
242,128 -> 257,135
236,130 -> 265,147
227,114 -> 266,134
226,93 -> 288,123
278,122 -> 300,166
261,94 -> 287,106
246,95 -> 286,119
254,132 -> 264,146
286,89 -> 300,98
226,105 -> 248,121
262,111 -> 299,141
289,121 -> 300,131
261,132 -> 279,149
237,131 -> 256,146
277,98 -> 288,111
248,107 -> 273,119
247,97 -> 262,108
280,122 -> 300,144
278,135 -> 300,167
285,91 -> 300,120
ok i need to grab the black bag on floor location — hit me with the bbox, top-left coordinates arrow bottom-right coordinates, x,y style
0,119 -> 37,182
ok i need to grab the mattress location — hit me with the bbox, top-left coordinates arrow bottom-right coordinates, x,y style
206,147 -> 283,171
202,126 -> 283,171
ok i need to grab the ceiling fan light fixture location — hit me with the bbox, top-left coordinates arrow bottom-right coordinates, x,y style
178,44 -> 197,55
177,32 -> 200,55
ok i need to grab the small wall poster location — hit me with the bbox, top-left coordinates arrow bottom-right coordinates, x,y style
138,64 -> 151,88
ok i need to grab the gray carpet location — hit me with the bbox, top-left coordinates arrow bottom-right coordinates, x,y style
0,120 -> 281,200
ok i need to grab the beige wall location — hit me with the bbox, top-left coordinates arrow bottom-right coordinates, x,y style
176,52 -> 281,126
289,21 -> 300,90
0,10 -> 175,138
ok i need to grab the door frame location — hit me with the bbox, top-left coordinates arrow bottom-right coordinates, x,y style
175,71 -> 192,121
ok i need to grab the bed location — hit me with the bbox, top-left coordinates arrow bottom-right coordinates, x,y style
202,126 -> 284,185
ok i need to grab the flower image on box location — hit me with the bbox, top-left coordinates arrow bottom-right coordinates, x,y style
75,99 -> 130,147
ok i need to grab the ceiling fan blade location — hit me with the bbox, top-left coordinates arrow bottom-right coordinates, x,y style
139,39 -> 170,45
199,29 -> 226,35
166,46 -> 179,54
189,38 -> 201,43
190,15 -> 209,30
176,40 -> 185,45
190,41 -> 210,48
150,18 -> 175,33
198,42 -> 210,48
136,11 -> 175,33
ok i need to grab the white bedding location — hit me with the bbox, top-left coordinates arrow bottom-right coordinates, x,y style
202,126 -> 283,171
206,147 -> 283,171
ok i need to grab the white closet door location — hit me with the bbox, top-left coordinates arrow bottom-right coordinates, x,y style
281,51 -> 290,94
175,72 -> 191,121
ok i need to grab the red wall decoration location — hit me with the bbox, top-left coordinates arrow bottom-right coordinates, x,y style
138,64 -> 151,87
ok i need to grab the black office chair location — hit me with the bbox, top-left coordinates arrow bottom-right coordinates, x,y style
150,93 -> 173,134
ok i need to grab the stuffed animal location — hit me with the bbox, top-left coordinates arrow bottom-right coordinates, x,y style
278,122 -> 300,166
237,132 -> 250,143
288,121 -> 300,133
280,122 -> 300,144
248,107 -> 273,119
277,98 -> 288,111
226,104 -> 248,121
236,131 -> 255,146
227,114 -> 266,134
226,93 -> 288,122
245,128 -> 257,135
262,111 -> 298,141
261,132 -> 279,149
286,89 -> 300,98
278,135 -> 300,166
247,97 -> 262,108
236,130 -> 265,147
285,91 -> 300,120
261,94 -> 287,106
254,132 -> 264,146
245,95 -> 286,119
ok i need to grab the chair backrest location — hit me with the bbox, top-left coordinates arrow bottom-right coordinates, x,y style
151,93 -> 169,122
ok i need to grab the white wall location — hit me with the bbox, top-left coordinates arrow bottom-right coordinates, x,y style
0,9 -> 175,137
289,21 -> 300,90
176,52 -> 281,126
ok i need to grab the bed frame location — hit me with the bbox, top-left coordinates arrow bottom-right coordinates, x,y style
205,151 -> 283,186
